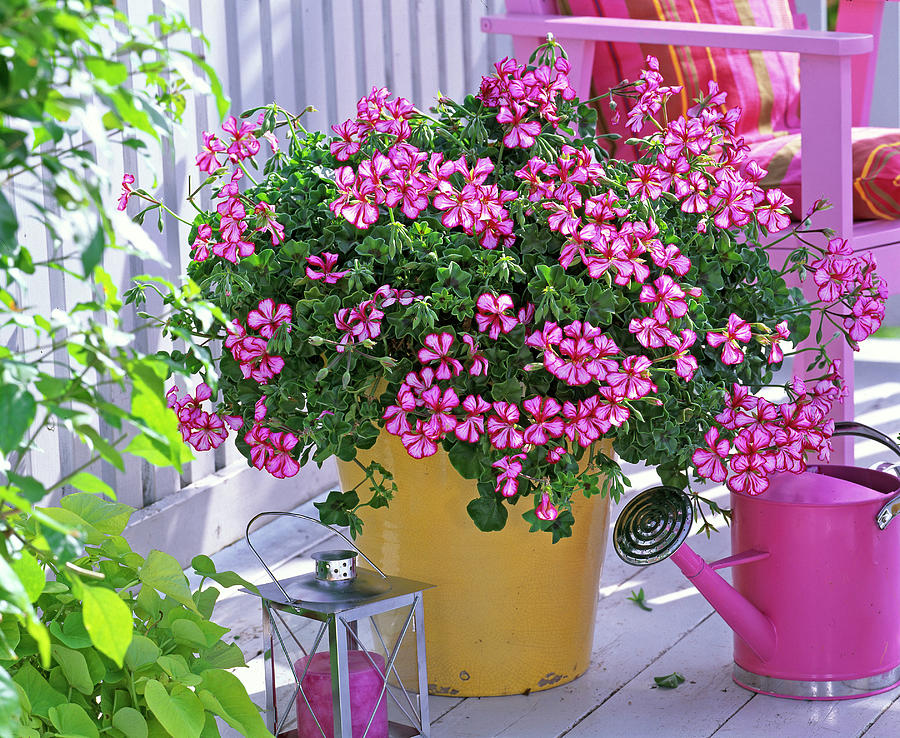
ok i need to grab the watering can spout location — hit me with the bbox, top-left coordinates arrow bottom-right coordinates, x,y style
614,485 -> 776,663
669,545 -> 776,662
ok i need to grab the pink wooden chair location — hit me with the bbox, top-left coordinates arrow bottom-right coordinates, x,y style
482,0 -> 900,463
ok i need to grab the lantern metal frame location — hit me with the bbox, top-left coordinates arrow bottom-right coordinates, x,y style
244,512 -> 433,738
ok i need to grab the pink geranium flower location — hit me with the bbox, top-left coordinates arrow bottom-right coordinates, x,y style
492,453 -> 526,497
486,401 -> 523,450
401,420 -> 439,459
475,293 -> 518,340
535,492 -> 559,521
117,174 -> 135,211
196,132 -> 226,174
455,394 -> 491,443
417,333 -> 464,380
222,115 -> 261,161
306,252 -> 349,284
639,275 -> 688,324
265,432 -> 300,478
496,102 -> 541,148
254,201 -> 285,245
522,396 -> 564,445
190,224 -> 213,262
707,313 -> 752,365
692,428 -> 730,483
247,298 -> 293,339
606,356 -> 656,400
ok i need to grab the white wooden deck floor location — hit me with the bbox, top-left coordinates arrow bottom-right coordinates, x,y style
203,342 -> 900,738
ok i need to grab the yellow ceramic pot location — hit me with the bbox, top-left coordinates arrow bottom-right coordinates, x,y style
336,432 -> 611,697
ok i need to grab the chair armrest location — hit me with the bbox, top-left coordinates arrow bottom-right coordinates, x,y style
481,14 -> 874,56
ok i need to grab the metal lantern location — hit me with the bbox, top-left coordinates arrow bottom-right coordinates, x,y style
243,512 -> 433,737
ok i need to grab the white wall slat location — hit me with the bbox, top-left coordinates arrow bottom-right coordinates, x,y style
268,0 -> 298,113
330,1 -> 362,124
299,2 -> 330,133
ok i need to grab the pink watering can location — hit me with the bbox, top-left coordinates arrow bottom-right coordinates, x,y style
614,421 -> 900,700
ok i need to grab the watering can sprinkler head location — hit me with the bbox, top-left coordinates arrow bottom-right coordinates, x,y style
614,485 -> 693,566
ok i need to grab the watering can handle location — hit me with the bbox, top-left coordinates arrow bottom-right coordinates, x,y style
832,421 -> 900,460
244,511 -> 388,604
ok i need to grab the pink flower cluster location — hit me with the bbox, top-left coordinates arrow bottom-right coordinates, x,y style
330,86 -> 416,161
329,86 -> 523,248
331,147 -> 519,249
224,298 -> 291,382
692,369 -> 844,495
332,285 -> 419,353
477,56 -> 576,147
196,114 -> 261,173
382,310 -> 683,504
181,113 -> 284,264
166,383 -> 242,452
243,397 -> 301,479
518,80 -> 794,288
810,237 -> 887,343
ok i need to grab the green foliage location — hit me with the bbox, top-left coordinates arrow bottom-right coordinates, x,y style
4,501 -> 268,737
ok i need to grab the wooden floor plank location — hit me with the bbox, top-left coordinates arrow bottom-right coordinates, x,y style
712,685 -> 900,738
563,616 -> 753,738
857,691 -> 900,736
430,529 -> 732,737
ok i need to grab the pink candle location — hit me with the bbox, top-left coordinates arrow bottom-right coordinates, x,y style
294,650 -> 389,738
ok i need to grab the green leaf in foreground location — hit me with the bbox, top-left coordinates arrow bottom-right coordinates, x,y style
82,585 -> 133,667
653,672 -> 686,689
0,667 -> 21,738
139,550 -> 200,613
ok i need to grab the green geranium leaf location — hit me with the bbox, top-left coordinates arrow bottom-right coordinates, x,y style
314,489 -> 359,527
82,585 -> 134,667
654,671 -> 686,689
466,494 -> 508,532
448,440 -> 480,480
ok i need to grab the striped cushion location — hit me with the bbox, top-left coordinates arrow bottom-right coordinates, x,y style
750,128 -> 900,220
562,0 -> 801,153
560,0 -> 900,220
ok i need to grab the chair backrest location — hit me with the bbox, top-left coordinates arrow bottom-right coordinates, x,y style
506,1 -> 890,132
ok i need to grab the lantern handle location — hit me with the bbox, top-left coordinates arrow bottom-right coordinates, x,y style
244,512 -> 388,602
